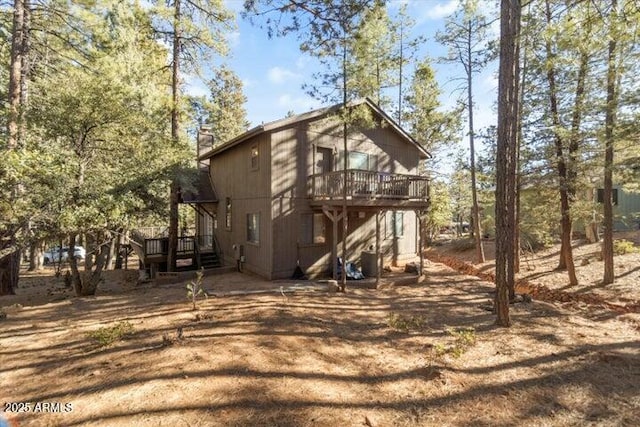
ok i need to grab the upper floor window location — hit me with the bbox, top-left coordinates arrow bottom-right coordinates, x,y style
348,151 -> 377,171
250,145 -> 259,171
225,197 -> 232,230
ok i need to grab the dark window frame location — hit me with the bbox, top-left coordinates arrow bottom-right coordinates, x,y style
300,213 -> 326,246
250,145 -> 259,171
225,197 -> 232,230
386,211 -> 404,239
597,188 -> 618,205
247,212 -> 260,245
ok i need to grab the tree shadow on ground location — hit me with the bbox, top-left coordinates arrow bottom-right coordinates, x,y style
3,265 -> 639,427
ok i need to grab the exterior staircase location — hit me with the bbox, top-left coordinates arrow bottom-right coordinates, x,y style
199,251 -> 222,269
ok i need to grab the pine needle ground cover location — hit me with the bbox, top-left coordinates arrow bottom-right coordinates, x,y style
1,263 -> 639,426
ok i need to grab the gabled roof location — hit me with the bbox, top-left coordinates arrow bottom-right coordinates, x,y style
198,98 -> 432,160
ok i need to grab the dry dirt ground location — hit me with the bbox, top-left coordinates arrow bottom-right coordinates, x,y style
427,231 -> 640,315
1,255 -> 639,426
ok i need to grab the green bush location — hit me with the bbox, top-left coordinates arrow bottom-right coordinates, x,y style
186,268 -> 207,310
88,321 -> 134,347
433,327 -> 477,359
613,239 -> 638,255
387,313 -> 427,332
519,187 -> 559,251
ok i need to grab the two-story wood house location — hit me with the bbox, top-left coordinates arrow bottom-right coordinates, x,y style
194,98 -> 430,280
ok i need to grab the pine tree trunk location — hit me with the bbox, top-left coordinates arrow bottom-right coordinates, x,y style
495,0 -> 521,327
70,235 -> 108,296
586,188 -> 599,243
514,8 -> 530,278
559,192 -> 578,285
1,0 -> 27,295
602,0 -> 618,285
340,37 -> 348,292
544,0 -> 577,285
28,241 -> 43,271
115,230 -> 124,270
7,0 -> 25,148
464,19 -> 485,264
18,0 -> 30,142
0,251 -> 20,295
167,0 -> 182,272
105,233 -> 116,270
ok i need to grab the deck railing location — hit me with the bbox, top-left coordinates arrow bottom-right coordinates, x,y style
309,169 -> 430,202
144,236 -> 215,256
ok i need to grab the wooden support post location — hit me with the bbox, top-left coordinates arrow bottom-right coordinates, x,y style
341,207 -> 347,292
376,211 -> 381,287
417,210 -> 424,278
379,210 -> 385,282
333,208 -> 338,280
415,210 -> 424,283
322,206 -> 345,281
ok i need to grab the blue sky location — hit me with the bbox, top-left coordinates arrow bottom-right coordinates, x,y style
189,0 -> 500,140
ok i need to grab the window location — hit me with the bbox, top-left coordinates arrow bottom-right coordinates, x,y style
597,188 -> 618,205
348,151 -> 377,171
316,146 -> 333,174
225,198 -> 232,230
349,151 -> 368,170
250,145 -> 259,171
386,211 -> 404,238
301,213 -> 326,245
247,213 -> 260,244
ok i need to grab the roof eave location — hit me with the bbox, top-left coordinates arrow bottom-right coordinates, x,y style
362,98 -> 432,160
198,125 -> 265,161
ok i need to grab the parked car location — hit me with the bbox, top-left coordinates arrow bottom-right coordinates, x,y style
43,246 -> 86,264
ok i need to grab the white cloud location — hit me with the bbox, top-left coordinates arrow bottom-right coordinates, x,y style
295,55 -> 310,70
223,0 -> 244,13
241,77 -> 255,88
227,30 -> 241,48
184,75 -> 208,98
424,0 -> 458,20
268,67 -> 301,84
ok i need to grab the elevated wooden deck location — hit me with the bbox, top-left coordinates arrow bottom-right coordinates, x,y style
308,169 -> 430,209
130,231 -> 222,274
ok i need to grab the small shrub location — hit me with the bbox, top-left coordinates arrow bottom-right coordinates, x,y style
193,311 -> 214,322
433,343 -> 447,358
162,327 -> 184,347
186,268 -> 207,310
613,239 -> 638,255
88,321 -> 134,347
387,313 -> 427,332
431,327 -> 477,359
448,327 -> 476,357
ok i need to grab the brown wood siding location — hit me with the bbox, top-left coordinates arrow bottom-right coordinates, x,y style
268,117 -> 423,279
273,210 -> 418,279
209,133 -> 272,277
209,107 -> 425,280
307,120 -> 421,175
270,127 -> 313,277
